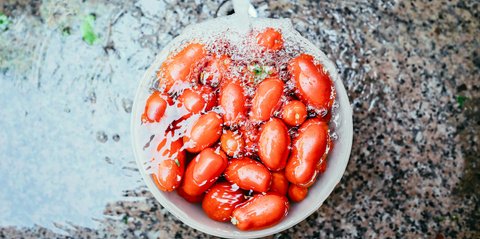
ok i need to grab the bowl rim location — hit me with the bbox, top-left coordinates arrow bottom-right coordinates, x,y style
130,16 -> 353,239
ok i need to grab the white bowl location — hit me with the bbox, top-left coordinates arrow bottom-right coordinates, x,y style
131,15 -> 353,239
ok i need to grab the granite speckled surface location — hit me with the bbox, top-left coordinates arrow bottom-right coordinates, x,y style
0,0 -> 479,238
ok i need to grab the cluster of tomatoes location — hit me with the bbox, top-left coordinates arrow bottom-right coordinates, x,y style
141,28 -> 335,230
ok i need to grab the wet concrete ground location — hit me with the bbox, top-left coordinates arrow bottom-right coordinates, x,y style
0,0 -> 479,238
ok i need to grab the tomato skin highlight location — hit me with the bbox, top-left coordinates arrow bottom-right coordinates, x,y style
224,157 -> 271,193
258,118 -> 290,171
281,100 -> 307,126
231,193 -> 289,230
287,184 -> 308,202
256,28 -> 284,51
269,171 -> 289,196
220,130 -> 245,157
142,91 -> 171,123
157,43 -> 207,92
152,138 -> 185,192
202,182 -> 246,222
288,54 -> 335,111
220,81 -> 246,126
183,112 -> 223,153
250,77 -> 285,122
285,118 -> 329,187
181,148 -> 228,196
178,86 -> 216,115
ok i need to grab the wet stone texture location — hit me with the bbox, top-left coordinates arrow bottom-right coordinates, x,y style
0,0 -> 479,238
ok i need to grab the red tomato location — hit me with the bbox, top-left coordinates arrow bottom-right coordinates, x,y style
256,28 -> 284,51
158,43 -> 207,92
250,77 -> 284,122
152,138 -> 185,192
142,91 -> 171,123
202,182 -> 246,222
231,193 -> 289,230
202,54 -> 231,87
224,157 -> 271,193
288,54 -> 335,111
177,185 -> 204,203
183,112 -> 223,153
285,118 -> 329,187
287,184 -> 308,202
239,123 -> 259,157
258,118 -> 290,171
316,137 -> 333,173
178,86 -> 216,115
270,172 -> 289,196
220,81 -> 246,126
181,148 -> 228,196
220,130 -> 245,157
281,100 -> 307,126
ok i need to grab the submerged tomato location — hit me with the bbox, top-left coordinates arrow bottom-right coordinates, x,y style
202,182 -> 246,222
178,86 -> 216,115
256,28 -> 284,51
142,91 -> 171,123
287,184 -> 308,202
250,77 -> 284,122
258,118 -> 290,171
158,43 -> 207,92
285,118 -> 329,187
202,54 -> 231,87
181,148 -> 228,196
288,54 -> 335,111
177,185 -> 204,203
231,193 -> 289,230
152,138 -> 185,192
220,81 -> 246,126
270,171 -> 289,196
220,130 -> 245,157
281,100 -> 307,126
183,112 -> 223,153
224,157 -> 271,193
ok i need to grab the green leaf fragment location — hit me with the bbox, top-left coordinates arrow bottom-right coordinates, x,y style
175,158 -> 181,167
0,13 -> 11,31
457,95 -> 467,108
250,64 -> 272,84
81,14 -> 97,45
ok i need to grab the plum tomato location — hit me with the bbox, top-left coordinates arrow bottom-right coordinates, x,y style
177,185 -> 204,203
183,112 -> 223,153
224,157 -> 271,193
220,130 -> 245,157
281,100 -> 307,126
269,171 -> 289,196
256,28 -> 284,51
288,54 -> 335,111
231,193 -> 289,230
181,148 -> 228,196
178,86 -> 216,115
202,182 -> 246,222
250,77 -> 284,122
152,138 -> 185,192
240,123 -> 259,157
220,81 -> 247,126
258,118 -> 290,171
142,91 -> 171,123
157,43 -> 207,92
285,118 -> 329,187
287,184 -> 308,202
202,54 -> 231,87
